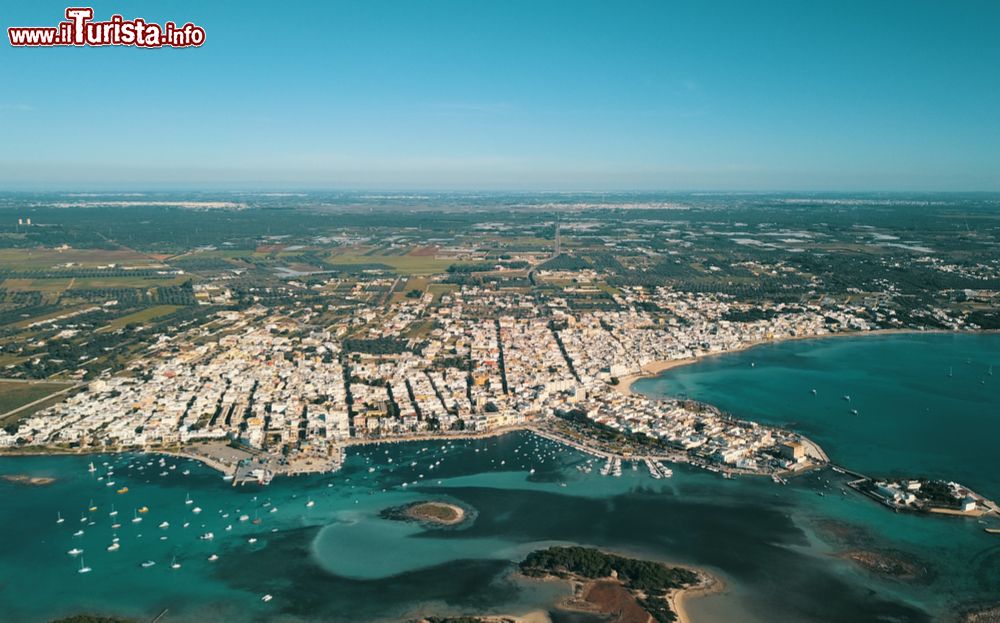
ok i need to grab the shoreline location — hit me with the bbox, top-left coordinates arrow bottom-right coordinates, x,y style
2,329 -> 992,479
523,554 -> 724,623
669,567 -> 726,623
615,327 -> 970,395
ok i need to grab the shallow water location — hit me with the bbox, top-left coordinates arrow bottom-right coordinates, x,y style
1,333 -> 998,622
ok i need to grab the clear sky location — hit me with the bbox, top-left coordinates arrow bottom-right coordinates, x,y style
1,0 -> 999,191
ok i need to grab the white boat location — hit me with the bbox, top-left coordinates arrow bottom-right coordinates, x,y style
109,506 -> 118,517
78,559 -> 92,574
68,548 -> 84,556
225,524 -> 233,531
261,594 -> 273,602
141,560 -> 156,568
88,462 -> 96,473
185,494 -> 193,505
57,512 -> 65,524
73,529 -> 85,537
107,542 -> 120,552
208,553 -> 219,562
305,500 -> 315,508
132,511 -> 142,524
192,507 -> 202,514
239,514 -> 250,522
159,521 -> 170,529
111,523 -> 121,529
247,537 -> 258,544
170,556 -> 181,570
200,532 -> 214,540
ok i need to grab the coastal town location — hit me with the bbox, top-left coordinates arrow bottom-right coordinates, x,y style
2,286 -> 859,482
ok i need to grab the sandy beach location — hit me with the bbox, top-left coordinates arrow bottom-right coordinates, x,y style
613,328 -> 959,396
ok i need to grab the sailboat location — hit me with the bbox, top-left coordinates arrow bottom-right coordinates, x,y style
170,556 -> 181,570
56,512 -> 65,524
88,462 -> 96,473
185,493 -> 193,505
132,510 -> 142,524
78,558 -> 92,574
109,505 -> 118,517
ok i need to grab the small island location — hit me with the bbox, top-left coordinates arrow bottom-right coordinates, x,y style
1,473 -> 56,486
519,546 -> 713,623
380,501 -> 467,526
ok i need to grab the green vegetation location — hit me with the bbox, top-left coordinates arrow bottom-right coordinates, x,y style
520,546 -> 698,592
343,337 -> 421,355
97,305 -> 181,333
0,381 -> 69,416
520,546 -> 700,623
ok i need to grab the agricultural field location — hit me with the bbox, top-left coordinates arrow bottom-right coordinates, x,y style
97,305 -> 182,333
0,381 -> 72,421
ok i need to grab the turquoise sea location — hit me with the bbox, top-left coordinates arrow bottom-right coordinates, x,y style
1,333 -> 998,623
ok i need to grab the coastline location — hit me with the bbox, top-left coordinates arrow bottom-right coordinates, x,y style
2,328 -> 989,480
524,555 -> 723,623
669,568 -> 726,623
614,328 -> 965,396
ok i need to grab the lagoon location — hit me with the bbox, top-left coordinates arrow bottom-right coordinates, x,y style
1,333 -> 998,622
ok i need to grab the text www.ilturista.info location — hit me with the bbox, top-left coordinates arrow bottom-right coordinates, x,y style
8,7 -> 205,48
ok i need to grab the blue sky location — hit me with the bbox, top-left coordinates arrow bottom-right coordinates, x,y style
1,0 -> 999,191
